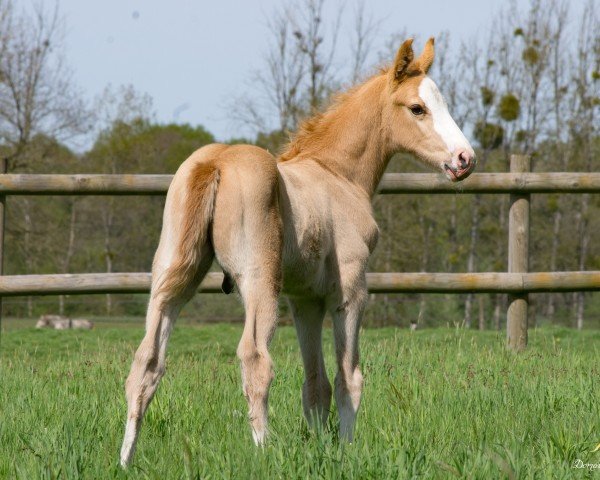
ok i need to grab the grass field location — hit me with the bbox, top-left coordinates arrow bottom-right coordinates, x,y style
1,322 -> 599,479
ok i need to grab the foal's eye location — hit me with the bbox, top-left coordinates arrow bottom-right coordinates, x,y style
410,105 -> 425,116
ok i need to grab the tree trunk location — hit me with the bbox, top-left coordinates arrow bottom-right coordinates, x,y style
58,291 -> 65,316
415,210 -> 432,330
493,295 -> 501,330
464,194 -> 481,328
546,149 -> 569,322
444,196 -> 458,321
59,199 -> 77,315
414,295 -> 425,331
448,196 -> 458,265
546,208 -> 562,319
529,295 -> 537,329
383,201 -> 392,326
574,193 -> 590,330
478,295 -> 485,330
575,292 -> 585,330
23,199 -> 34,317
103,199 -> 114,316
477,294 -> 485,330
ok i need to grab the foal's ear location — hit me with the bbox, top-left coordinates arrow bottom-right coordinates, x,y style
415,37 -> 435,73
391,38 -> 415,83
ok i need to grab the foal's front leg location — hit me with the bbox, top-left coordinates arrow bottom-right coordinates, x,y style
330,283 -> 367,442
289,298 -> 332,428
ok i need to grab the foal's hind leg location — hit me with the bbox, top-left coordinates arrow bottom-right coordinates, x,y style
210,149 -> 282,445
236,277 -> 280,445
289,298 -> 332,429
120,246 -> 213,467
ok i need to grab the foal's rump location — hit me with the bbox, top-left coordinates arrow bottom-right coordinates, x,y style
154,143 -> 280,302
210,144 -> 282,291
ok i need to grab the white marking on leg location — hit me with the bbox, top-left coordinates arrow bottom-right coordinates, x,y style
119,300 -> 184,468
252,427 -> 267,446
120,418 -> 139,467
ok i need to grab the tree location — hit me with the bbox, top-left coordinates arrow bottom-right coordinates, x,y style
0,1 -> 88,170
0,1 -> 88,317
570,0 -> 599,329
84,88 -> 215,315
461,34 -> 502,329
544,0 -> 570,321
349,0 -> 380,83
234,0 -> 367,153
3,134 -> 79,316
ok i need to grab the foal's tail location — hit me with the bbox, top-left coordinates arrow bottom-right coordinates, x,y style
154,161 -> 220,305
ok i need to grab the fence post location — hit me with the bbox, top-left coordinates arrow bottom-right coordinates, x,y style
0,158 -> 7,336
507,154 -> 530,351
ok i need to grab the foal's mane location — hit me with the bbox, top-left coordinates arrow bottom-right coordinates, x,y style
278,70 -> 388,162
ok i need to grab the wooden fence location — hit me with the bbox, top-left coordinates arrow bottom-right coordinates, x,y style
1,155 -> 599,350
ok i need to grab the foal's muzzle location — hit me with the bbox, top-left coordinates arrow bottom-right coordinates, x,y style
444,149 -> 476,182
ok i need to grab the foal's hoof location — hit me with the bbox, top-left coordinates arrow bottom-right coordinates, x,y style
119,450 -> 132,469
252,428 -> 267,446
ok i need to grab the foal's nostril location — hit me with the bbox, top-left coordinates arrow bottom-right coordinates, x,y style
459,151 -> 469,169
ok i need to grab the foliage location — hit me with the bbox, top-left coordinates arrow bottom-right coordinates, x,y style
255,129 -> 289,155
473,121 -> 504,150
89,120 -> 215,174
480,86 -> 495,107
0,1 -> 88,169
522,46 -> 540,66
497,93 -> 521,122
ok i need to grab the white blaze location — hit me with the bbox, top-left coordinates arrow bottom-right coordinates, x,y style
418,77 -> 472,155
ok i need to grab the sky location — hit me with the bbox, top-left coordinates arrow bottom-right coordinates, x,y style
50,0 -> 584,143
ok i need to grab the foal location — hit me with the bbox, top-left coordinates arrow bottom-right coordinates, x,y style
120,38 -> 475,466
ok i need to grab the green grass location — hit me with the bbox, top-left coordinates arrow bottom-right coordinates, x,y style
1,324 -> 599,479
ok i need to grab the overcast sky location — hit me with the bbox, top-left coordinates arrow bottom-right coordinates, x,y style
51,0 -> 585,142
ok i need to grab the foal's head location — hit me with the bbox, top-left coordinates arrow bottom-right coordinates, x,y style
383,38 -> 475,181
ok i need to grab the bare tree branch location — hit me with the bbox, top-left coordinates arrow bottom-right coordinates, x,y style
0,1 -> 89,170
349,0 -> 380,83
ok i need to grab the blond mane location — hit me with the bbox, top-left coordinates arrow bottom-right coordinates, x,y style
278,70 -> 388,162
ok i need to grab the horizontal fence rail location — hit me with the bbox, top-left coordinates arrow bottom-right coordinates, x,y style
1,271 -> 600,296
2,172 -> 600,195
378,172 -> 600,194
1,155 -> 598,351
0,174 -> 172,195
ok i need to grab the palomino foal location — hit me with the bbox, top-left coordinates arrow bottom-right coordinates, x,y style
120,38 -> 475,466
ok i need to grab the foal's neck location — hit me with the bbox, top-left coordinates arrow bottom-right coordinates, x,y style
280,76 -> 390,197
